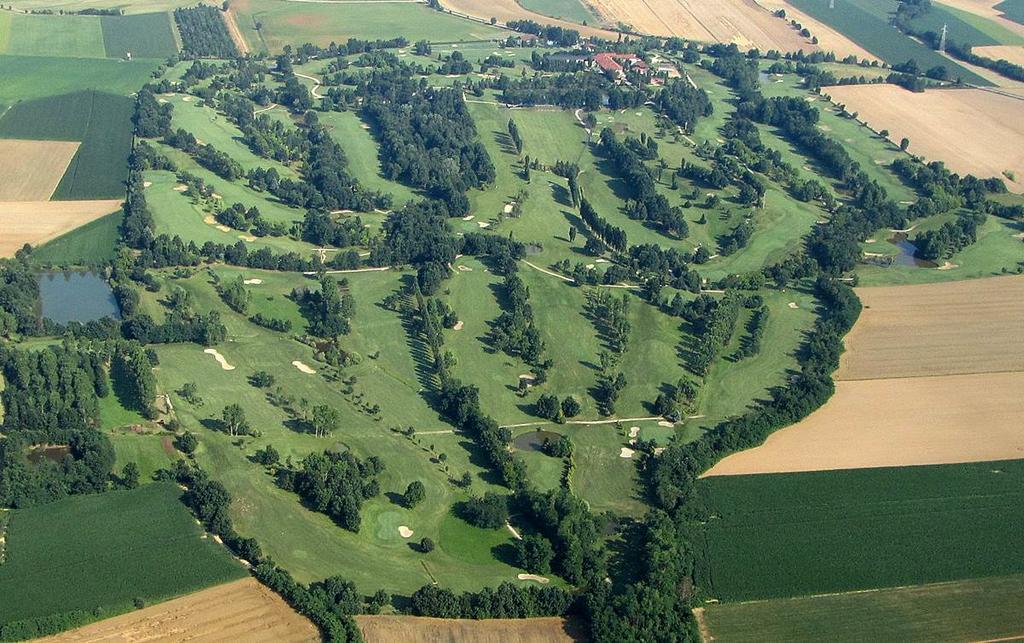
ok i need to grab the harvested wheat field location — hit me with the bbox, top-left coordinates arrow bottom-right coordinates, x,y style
0,139 -> 80,201
590,0 -> 816,51
355,615 -> 577,643
838,275 -> 1024,381
704,370 -> 1024,475
975,45 -> 1024,67
764,0 -> 878,60
441,0 -> 617,39
0,200 -> 121,256
825,85 -> 1024,192
41,578 -> 318,643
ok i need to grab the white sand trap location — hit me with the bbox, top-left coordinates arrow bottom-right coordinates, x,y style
452,320 -> 464,331
865,238 -> 877,244
204,348 -> 235,370
243,278 -> 263,285
399,526 -> 414,538
158,98 -> 169,104
211,193 -> 223,200
462,214 -> 475,221
937,261 -> 959,271
653,447 -> 666,456
182,96 -> 193,102
619,447 -> 635,459
503,203 -> 514,214
173,184 -> 188,192
360,124 -> 370,130
788,302 -> 799,309
595,258 -> 609,263
517,574 -> 550,584
586,264 -> 595,269
143,181 -> 152,188
477,221 -> 490,228
658,420 -> 673,427
629,426 -> 640,438
457,265 -> 472,272
292,361 -> 316,374
238,234 -> 256,242
216,225 -> 231,232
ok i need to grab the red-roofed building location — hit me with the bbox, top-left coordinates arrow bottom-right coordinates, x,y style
593,53 -> 651,83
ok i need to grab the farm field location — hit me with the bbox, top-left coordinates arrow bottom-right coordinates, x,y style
589,0 -> 816,52
233,0 -> 511,53
700,573 -> 1024,643
705,276 -> 1024,476
0,483 -> 246,634
825,84 -> 1024,192
906,0 -> 1024,46
838,276 -> 1024,380
100,12 -> 179,59
0,199 -> 121,257
0,139 -> 79,201
755,0 -> 879,59
976,42 -> 1024,64
437,0 -> 617,38
356,615 -> 577,642
30,209 -> 123,266
785,0 -> 990,84
0,10 -> 177,59
42,578 -> 319,643
940,0 -> 1024,36
698,459 -> 1024,601
0,90 -> 135,200
998,0 -> 1024,24
520,0 -> 598,24
0,55 -> 160,106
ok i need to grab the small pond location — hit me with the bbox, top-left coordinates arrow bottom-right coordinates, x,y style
37,271 -> 121,324
513,430 -> 563,453
888,233 -> 938,268
26,444 -> 71,465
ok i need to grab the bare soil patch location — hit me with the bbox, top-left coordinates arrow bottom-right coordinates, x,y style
41,578 -> 318,642
768,0 -> 879,59
355,615 -> 576,643
0,140 -> 80,201
704,370 -> 1024,475
824,85 -> 1024,192
838,276 -> 1024,381
591,0 -> 816,51
0,200 -> 121,257
222,8 -> 251,55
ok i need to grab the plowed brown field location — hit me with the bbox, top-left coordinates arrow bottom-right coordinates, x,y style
589,0 -> 817,51
0,200 -> 121,257
703,275 -> 1024,476
356,615 -> 578,642
0,139 -> 80,201
975,45 -> 1024,67
41,578 -> 319,642
824,85 -> 1024,192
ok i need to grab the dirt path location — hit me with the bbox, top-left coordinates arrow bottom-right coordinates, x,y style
500,416 -> 663,429
293,72 -> 324,99
253,103 -> 277,115
522,260 -> 639,289
222,8 -> 250,56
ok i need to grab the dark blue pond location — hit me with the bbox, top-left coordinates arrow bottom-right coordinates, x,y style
37,271 -> 121,324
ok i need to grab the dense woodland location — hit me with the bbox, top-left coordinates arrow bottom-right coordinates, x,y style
174,5 -> 239,59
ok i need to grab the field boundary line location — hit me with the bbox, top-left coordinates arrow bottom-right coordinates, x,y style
836,367 -> 1024,383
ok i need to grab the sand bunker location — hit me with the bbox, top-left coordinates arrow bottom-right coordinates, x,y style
457,265 -> 472,272
398,526 -> 414,538
462,214 -> 475,221
517,574 -> 550,584
629,426 -> 640,438
657,421 -> 673,427
477,221 -> 490,228
595,258 -> 609,263
788,302 -> 799,309
181,96 -> 193,102
238,234 -> 257,242
619,447 -> 635,459
243,278 -> 263,285
452,321 -> 464,331
173,184 -> 188,192
204,348 -> 235,370
292,361 -> 316,374
143,181 -> 152,188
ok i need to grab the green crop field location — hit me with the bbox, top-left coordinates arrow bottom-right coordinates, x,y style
520,0 -> 598,24
31,210 -> 123,266
996,0 -> 1024,25
0,55 -> 159,106
699,460 -> 1024,602
909,3 -> 1024,46
0,483 -> 246,632
0,90 -> 134,199
786,0 -> 991,85
701,573 -> 1024,642
236,0 -> 509,53
1,12 -> 105,58
101,12 -> 179,59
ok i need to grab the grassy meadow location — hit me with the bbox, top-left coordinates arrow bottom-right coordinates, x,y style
31,210 -> 123,266
520,0 -> 597,24
0,483 -> 246,629
699,459 -> 1024,601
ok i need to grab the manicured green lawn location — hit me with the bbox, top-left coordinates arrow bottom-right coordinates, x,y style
0,483 -> 245,631
699,459 -> 1024,601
